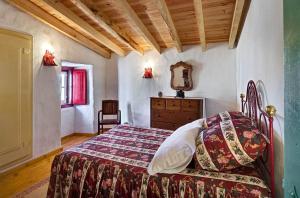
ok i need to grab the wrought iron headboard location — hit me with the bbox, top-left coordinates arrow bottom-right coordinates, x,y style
240,80 -> 276,198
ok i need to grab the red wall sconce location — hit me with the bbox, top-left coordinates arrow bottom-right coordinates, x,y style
143,67 -> 153,78
43,50 -> 57,66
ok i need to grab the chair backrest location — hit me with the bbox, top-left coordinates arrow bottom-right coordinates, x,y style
102,100 -> 119,115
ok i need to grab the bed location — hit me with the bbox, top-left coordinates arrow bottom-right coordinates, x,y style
47,81 -> 275,198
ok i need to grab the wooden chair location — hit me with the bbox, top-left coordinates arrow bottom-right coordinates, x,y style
98,100 -> 121,134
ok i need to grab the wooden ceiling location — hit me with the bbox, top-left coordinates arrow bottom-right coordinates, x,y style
7,0 -> 250,58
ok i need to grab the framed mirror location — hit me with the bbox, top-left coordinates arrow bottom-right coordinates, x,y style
170,61 -> 193,91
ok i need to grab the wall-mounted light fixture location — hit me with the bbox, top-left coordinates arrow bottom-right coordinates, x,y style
43,50 -> 57,66
143,67 -> 153,78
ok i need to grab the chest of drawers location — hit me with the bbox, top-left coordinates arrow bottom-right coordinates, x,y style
150,97 -> 205,130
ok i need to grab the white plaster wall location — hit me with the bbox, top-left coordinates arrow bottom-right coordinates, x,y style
60,62 -> 95,134
94,54 -> 120,130
93,62 -> 111,131
0,0 -> 108,162
236,0 -> 284,196
105,54 -> 119,100
61,107 -> 75,137
118,45 -> 237,127
74,65 -> 94,133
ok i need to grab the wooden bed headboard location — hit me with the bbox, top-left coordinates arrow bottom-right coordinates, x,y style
240,80 -> 276,198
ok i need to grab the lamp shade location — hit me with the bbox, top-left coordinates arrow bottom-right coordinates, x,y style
143,67 -> 153,78
43,50 -> 57,66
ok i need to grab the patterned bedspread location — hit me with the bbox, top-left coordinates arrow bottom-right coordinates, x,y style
47,125 -> 270,198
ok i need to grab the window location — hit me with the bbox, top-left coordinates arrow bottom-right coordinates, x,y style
72,69 -> 87,105
61,67 -> 72,108
61,67 -> 87,108
61,71 -> 68,104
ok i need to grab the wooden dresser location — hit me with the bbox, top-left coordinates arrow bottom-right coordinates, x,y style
150,97 -> 205,130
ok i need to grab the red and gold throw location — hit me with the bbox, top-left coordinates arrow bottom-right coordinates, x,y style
47,124 -> 270,198
195,119 -> 267,171
206,111 -> 250,127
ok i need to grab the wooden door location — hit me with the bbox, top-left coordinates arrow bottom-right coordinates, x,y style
284,0 -> 300,196
0,28 -> 32,170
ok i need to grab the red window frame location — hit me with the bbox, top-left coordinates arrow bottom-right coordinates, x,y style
72,69 -> 87,105
61,67 -> 73,108
61,67 -> 87,108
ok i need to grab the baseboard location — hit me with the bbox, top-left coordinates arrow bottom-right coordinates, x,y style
61,132 -> 97,141
61,130 -> 111,141
73,132 -> 97,137
0,146 -> 63,177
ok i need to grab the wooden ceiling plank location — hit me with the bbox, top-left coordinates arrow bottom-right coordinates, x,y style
68,0 -> 143,55
194,0 -> 206,51
30,0 -> 126,56
117,0 -> 161,53
228,0 -> 245,48
7,0 -> 110,58
156,0 -> 182,52
92,13 -> 145,55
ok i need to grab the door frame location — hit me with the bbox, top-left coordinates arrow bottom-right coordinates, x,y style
0,28 -> 33,171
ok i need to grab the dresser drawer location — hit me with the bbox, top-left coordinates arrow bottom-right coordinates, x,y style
151,98 -> 165,110
182,100 -> 200,112
180,112 -> 201,123
152,110 -> 169,122
151,121 -> 181,131
166,99 -> 181,110
150,97 -> 205,130
152,110 -> 183,123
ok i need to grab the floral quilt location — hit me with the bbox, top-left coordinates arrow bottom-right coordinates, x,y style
47,124 -> 270,198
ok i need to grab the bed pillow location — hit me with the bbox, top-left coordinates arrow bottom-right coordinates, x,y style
194,119 -> 267,171
147,119 -> 206,175
206,111 -> 250,127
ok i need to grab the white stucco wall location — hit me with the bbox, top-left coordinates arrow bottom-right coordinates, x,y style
74,65 -> 95,133
236,0 -> 284,196
0,0 -> 108,163
61,107 -> 75,137
118,45 -> 237,127
105,54 -> 119,100
60,62 -> 95,136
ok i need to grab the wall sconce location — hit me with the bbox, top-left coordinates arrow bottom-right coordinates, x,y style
43,50 -> 57,66
143,67 -> 153,78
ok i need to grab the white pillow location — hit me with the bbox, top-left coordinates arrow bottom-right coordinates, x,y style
147,119 -> 205,175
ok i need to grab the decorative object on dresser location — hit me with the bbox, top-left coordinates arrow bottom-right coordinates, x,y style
158,91 -> 163,97
176,90 -> 185,98
150,97 -> 205,130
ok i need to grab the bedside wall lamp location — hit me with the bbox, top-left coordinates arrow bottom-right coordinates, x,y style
143,67 -> 153,78
43,50 -> 57,66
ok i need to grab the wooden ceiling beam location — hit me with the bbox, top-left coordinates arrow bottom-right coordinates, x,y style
229,0 -> 245,48
7,0 -> 111,58
156,0 -> 182,52
68,0 -> 143,55
117,0 -> 161,53
194,0 -> 207,51
30,0 -> 126,56
98,15 -> 145,55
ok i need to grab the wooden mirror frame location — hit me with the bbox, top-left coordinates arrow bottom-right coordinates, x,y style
170,61 -> 193,91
